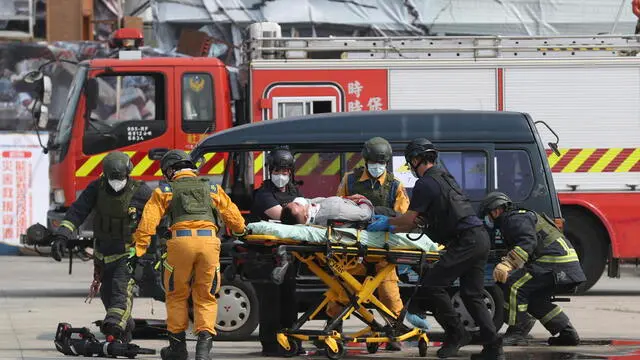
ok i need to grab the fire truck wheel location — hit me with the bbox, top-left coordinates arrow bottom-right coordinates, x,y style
563,208 -> 607,294
183,278 -> 259,341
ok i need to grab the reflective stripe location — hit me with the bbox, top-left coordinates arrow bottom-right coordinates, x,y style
117,278 -> 136,330
518,304 -> 528,311
60,220 -> 76,232
540,306 -> 563,325
537,250 -> 579,263
93,251 -> 128,264
163,260 -> 174,272
509,272 -> 533,325
513,246 -> 529,262
107,307 -> 125,316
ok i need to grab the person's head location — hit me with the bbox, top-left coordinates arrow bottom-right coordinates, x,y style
267,148 -> 295,189
404,138 -> 438,178
362,137 -> 392,178
280,198 -> 309,224
160,150 -> 196,180
479,191 -> 513,225
102,151 -> 132,192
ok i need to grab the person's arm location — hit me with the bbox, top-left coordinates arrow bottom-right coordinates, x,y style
264,205 -> 284,220
501,212 -> 538,266
211,184 -> 246,234
132,188 -> 169,257
393,182 -> 410,214
388,210 -> 419,233
58,180 -> 100,236
130,182 -> 153,228
387,178 -> 435,233
251,187 -> 282,221
336,173 -> 350,197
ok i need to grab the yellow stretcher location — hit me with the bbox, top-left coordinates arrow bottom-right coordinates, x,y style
233,222 -> 441,360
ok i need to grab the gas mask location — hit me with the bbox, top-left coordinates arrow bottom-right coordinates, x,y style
108,179 -> 127,192
271,174 -> 290,188
367,163 -> 386,178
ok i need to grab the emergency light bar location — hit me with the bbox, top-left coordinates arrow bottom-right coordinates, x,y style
109,28 -> 144,50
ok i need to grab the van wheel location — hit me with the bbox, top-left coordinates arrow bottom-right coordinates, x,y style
186,277 -> 259,341
451,286 -> 503,334
563,208 -> 607,293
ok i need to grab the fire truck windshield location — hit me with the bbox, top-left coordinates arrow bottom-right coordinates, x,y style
52,66 -> 87,150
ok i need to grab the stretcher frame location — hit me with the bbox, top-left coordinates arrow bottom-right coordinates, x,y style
237,224 -> 440,359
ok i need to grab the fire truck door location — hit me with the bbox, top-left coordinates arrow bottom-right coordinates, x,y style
79,67 -> 174,182
174,67 -> 228,182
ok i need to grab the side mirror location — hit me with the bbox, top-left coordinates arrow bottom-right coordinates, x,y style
534,120 -> 562,157
16,71 -> 52,105
84,78 -> 98,113
193,155 -> 206,172
31,100 -> 49,129
548,142 -> 561,157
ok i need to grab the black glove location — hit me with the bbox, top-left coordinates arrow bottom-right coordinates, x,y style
50,234 -> 68,262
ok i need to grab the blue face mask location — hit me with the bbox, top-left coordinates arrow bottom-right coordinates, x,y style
484,215 -> 494,229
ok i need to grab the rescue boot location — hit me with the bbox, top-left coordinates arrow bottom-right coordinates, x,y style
161,331 -> 188,360
470,337 -> 505,360
502,317 -> 536,346
548,324 -> 580,346
436,324 -> 471,358
195,331 -> 214,360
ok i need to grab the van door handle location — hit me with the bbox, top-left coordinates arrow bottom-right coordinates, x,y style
149,148 -> 169,160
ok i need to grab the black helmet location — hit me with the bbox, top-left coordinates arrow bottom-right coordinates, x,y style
160,150 -> 195,178
267,148 -> 295,171
362,137 -> 392,163
102,151 -> 132,180
404,138 -> 437,164
479,192 -> 513,216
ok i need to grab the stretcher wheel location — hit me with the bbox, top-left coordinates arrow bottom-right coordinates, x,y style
325,341 -> 346,360
366,342 -> 379,354
418,338 -> 428,357
281,337 -> 299,358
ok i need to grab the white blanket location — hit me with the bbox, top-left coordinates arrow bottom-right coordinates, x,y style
247,221 -> 439,253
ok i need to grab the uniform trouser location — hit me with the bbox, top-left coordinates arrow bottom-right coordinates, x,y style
253,264 -> 298,352
98,257 -> 136,340
163,231 -> 221,335
502,270 -> 570,335
417,226 -> 497,343
326,261 -> 403,318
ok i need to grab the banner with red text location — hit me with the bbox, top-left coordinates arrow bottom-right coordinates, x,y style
0,133 -> 49,246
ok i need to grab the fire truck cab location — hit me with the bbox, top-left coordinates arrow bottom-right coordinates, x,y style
30,29 -> 238,232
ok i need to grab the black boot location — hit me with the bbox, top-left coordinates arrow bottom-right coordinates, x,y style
436,324 -> 471,358
548,324 -> 580,346
470,337 -> 505,360
161,331 -> 188,360
195,331 -> 214,360
503,317 -> 536,346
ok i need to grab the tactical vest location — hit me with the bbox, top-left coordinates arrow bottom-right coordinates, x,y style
346,167 -> 399,209
93,178 -> 141,256
422,166 -> 477,243
166,177 -> 217,225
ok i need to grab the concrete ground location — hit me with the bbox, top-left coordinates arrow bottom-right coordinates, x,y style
1,256 -> 639,359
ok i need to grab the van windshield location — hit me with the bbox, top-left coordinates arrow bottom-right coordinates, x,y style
52,66 -> 87,149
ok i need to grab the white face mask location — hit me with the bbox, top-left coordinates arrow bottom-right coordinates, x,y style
367,163 -> 386,178
271,174 -> 290,188
292,197 -> 308,206
108,179 -> 127,192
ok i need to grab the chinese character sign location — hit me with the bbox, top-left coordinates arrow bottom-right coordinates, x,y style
0,134 -> 49,246
344,70 -> 388,113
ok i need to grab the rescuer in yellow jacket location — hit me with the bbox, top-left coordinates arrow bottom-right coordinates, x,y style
132,150 -> 246,360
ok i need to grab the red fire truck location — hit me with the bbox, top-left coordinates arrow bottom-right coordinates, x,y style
28,24 -> 640,293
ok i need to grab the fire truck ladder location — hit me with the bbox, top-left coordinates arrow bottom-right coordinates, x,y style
246,34 -> 640,60
0,0 -> 35,40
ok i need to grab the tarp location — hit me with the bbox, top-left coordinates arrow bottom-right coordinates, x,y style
153,0 -> 639,65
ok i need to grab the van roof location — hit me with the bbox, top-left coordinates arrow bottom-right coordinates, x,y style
192,110 -> 535,157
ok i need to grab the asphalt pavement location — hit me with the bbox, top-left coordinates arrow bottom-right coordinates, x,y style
1,256 -> 639,360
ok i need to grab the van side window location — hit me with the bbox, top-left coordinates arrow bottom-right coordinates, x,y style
293,152 -> 343,198
495,150 -> 534,201
182,73 -> 215,133
438,151 -> 488,200
83,73 -> 166,155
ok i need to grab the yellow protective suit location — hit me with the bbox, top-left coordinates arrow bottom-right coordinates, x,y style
133,171 -> 246,335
